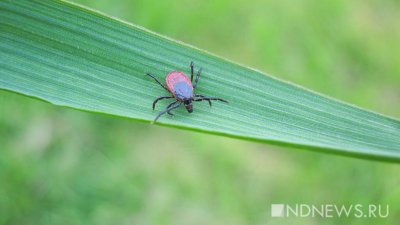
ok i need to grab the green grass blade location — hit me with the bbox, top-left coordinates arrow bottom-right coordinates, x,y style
1,0 -> 399,161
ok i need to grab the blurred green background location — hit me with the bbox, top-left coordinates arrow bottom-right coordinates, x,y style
1,0 -> 400,224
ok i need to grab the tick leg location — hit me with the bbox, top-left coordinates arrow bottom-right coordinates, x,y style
190,61 -> 194,82
194,96 -> 228,103
193,67 -> 202,89
165,101 -> 178,115
146,73 -> 168,91
152,96 -> 174,110
166,102 -> 181,116
154,101 -> 181,123
194,94 -> 212,107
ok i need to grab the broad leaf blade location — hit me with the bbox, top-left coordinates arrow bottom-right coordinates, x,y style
1,0 -> 400,161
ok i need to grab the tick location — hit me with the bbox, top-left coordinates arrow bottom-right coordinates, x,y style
146,61 -> 228,122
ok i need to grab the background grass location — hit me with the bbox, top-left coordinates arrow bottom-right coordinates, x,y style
0,0 -> 399,224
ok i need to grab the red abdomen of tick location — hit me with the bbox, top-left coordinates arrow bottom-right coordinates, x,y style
165,71 -> 193,100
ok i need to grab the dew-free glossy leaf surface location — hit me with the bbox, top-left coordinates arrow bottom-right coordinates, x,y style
1,0 -> 399,161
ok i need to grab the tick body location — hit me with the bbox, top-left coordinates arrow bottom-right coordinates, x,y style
166,71 -> 194,112
146,61 -> 228,122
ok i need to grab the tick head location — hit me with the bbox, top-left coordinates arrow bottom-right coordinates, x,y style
184,99 -> 193,113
